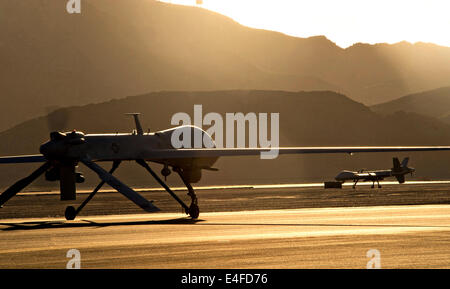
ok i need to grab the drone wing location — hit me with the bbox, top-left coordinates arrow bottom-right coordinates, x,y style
141,146 -> 450,159
0,155 -> 47,163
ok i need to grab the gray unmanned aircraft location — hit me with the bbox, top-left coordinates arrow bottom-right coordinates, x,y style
335,157 -> 415,189
0,114 -> 449,220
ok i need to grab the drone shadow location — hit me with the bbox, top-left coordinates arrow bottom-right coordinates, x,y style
0,217 -> 204,231
1,217 -> 449,232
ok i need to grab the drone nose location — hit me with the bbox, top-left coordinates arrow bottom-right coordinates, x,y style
40,140 -> 62,158
39,141 -> 51,157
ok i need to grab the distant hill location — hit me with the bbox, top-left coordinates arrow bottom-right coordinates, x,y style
442,115 -> 450,125
371,87 -> 450,124
0,90 -> 449,191
1,0 -> 450,131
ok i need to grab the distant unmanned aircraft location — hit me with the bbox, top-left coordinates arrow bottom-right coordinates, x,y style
0,114 -> 449,220
335,157 -> 415,189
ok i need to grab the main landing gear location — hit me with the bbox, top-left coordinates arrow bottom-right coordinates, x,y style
352,179 -> 382,189
371,179 -> 382,189
136,159 -> 200,219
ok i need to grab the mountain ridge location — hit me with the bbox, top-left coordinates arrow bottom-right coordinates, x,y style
1,0 -> 450,132
371,86 -> 450,124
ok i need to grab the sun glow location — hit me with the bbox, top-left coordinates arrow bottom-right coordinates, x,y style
160,0 -> 450,48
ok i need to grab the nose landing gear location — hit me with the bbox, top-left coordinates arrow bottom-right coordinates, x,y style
63,161 -> 121,221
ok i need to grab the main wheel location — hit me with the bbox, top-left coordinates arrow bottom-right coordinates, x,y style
65,206 -> 76,221
189,204 -> 200,219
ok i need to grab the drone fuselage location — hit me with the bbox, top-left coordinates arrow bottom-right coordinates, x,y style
39,126 -> 218,172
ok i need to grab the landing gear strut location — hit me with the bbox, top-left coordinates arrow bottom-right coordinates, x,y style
352,179 -> 358,189
136,160 -> 200,219
174,167 -> 199,219
64,161 -> 121,221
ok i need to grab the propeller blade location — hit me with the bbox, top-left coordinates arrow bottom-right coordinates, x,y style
46,107 -> 69,132
81,159 -> 160,213
0,162 -> 51,207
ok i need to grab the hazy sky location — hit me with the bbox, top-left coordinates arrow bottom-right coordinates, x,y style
160,0 -> 450,48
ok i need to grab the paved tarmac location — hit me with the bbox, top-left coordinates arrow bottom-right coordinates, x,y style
0,203 -> 449,268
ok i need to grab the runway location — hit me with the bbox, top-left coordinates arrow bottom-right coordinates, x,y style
1,204 -> 449,268
16,180 -> 450,196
